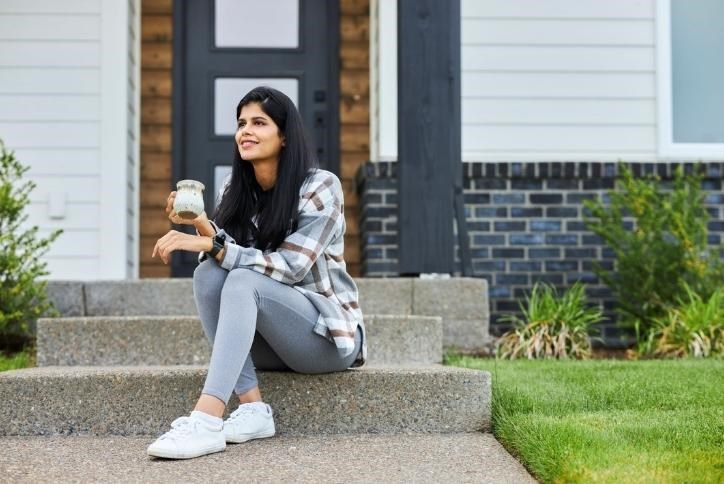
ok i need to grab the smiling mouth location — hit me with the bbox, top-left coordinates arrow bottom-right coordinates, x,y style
240,141 -> 258,149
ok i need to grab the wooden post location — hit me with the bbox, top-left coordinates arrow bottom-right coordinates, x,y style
397,0 -> 461,275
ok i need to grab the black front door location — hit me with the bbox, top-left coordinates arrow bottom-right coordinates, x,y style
171,0 -> 340,277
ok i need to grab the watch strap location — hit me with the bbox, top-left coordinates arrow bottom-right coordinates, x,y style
207,239 -> 224,258
207,232 -> 227,258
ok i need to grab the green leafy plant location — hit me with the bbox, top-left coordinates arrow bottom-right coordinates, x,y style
496,281 -> 604,360
637,281 -> 723,358
0,140 -> 62,351
583,162 -> 724,346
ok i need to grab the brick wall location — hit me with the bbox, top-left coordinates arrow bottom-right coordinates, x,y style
357,161 -> 724,348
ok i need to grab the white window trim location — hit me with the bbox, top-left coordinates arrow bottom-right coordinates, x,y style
132,0 -> 141,279
369,0 -> 377,161
656,0 -> 724,159
370,0 -> 398,162
99,0 -> 134,278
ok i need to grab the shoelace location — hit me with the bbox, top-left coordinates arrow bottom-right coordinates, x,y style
159,416 -> 199,440
227,405 -> 264,423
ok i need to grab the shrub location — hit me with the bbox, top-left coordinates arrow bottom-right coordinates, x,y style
496,281 -> 605,360
637,281 -> 723,358
582,162 -> 724,345
0,140 -> 62,350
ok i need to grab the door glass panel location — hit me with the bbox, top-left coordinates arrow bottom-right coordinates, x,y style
214,77 -> 299,135
215,0 -> 299,48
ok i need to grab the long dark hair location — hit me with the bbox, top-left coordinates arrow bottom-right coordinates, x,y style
211,86 -> 318,251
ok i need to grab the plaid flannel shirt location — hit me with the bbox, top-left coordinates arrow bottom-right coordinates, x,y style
197,169 -> 366,366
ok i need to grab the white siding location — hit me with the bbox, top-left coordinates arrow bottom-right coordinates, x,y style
0,0 -> 139,280
462,0 -> 657,161
0,1 -> 101,14
0,68 -> 100,93
0,95 -> 100,121
371,0 -> 659,162
0,14 -> 100,40
0,41 -> 100,66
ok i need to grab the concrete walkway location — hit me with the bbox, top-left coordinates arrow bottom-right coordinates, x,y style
0,433 -> 536,483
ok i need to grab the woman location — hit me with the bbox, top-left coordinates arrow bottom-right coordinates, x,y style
147,86 -> 366,459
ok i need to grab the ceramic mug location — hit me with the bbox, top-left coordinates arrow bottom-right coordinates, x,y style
173,179 -> 205,220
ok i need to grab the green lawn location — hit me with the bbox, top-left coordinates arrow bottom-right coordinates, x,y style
445,355 -> 724,484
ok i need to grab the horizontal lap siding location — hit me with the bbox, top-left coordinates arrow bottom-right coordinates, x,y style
464,19 -> 655,45
461,0 -> 657,161
0,68 -> 100,93
24,203 -> 100,229
0,122 -> 100,148
0,41 -> 100,66
0,3 -> 103,279
463,0 -> 653,19
8,149 -> 100,175
0,1 -> 101,14
462,73 -> 655,98
462,126 -> 656,152
464,99 -> 655,124
0,96 -> 100,121
462,46 -> 654,71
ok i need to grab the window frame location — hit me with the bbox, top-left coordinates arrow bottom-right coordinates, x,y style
656,0 -> 724,158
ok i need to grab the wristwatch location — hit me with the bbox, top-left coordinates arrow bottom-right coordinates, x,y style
207,232 -> 227,258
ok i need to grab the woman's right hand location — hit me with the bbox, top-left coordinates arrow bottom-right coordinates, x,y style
166,191 -> 206,225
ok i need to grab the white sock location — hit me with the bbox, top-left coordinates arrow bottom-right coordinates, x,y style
190,410 -> 223,429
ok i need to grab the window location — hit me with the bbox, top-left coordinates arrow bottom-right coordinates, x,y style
657,0 -> 724,157
214,0 -> 299,48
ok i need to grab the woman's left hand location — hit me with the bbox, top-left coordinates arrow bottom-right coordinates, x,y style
151,230 -> 212,264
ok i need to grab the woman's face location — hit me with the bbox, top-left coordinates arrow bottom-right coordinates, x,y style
235,102 -> 285,163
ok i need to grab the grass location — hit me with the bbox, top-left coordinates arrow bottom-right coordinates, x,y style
0,346 -> 36,372
445,354 -> 724,484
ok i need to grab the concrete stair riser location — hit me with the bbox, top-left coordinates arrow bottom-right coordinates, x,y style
36,315 -> 442,367
355,279 -> 413,315
0,366 -> 491,436
45,278 -> 489,351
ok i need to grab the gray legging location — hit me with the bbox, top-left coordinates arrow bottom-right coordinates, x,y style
192,258 -> 362,404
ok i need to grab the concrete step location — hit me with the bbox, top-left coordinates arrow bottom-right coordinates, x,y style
0,365 -> 490,436
45,277 -> 490,351
0,434 -> 536,482
36,314 -> 442,367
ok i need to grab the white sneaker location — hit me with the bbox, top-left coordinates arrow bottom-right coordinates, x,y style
147,412 -> 226,459
222,402 -> 276,443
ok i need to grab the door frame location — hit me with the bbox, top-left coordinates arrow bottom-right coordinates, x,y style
171,0 -> 341,196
